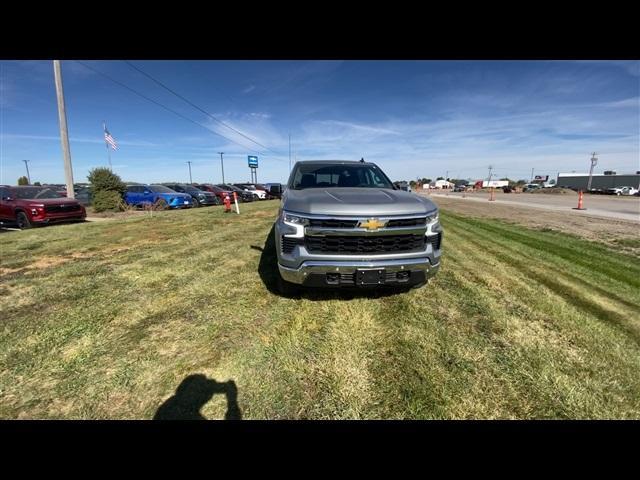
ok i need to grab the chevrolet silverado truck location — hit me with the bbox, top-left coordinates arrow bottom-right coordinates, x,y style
275,160 -> 442,292
0,185 -> 86,229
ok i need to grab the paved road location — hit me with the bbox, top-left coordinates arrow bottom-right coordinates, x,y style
422,191 -> 640,223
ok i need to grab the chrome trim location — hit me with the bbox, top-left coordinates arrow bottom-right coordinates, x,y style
305,226 -> 427,236
284,210 -> 434,220
278,257 -> 440,285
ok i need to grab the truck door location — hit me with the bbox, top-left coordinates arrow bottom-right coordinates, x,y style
0,187 -> 13,221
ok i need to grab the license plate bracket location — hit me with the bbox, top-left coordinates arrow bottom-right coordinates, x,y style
356,269 -> 386,286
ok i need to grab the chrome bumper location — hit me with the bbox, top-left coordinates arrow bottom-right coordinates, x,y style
278,257 -> 440,285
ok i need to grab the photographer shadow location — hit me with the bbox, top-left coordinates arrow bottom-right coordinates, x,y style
154,374 -> 242,420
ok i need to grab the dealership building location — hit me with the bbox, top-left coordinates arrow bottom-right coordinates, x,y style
556,171 -> 640,190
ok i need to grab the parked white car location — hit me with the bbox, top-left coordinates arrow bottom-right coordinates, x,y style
235,183 -> 267,199
607,186 -> 639,196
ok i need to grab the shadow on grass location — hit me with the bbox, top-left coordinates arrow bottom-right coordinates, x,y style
252,225 -> 412,301
154,374 -> 242,420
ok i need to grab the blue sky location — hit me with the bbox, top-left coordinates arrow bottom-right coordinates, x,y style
1,60 -> 638,185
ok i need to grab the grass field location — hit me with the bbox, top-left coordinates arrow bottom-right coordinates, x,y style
1,201 -> 639,419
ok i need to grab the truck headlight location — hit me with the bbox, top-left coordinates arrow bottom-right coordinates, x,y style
282,212 -> 309,226
425,213 -> 439,224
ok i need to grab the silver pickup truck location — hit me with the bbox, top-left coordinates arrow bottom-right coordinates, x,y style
275,160 -> 442,291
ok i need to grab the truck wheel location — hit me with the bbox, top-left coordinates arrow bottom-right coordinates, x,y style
155,199 -> 168,210
277,275 -> 300,296
16,212 -> 32,229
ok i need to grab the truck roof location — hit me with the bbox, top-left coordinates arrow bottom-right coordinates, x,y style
295,160 -> 375,166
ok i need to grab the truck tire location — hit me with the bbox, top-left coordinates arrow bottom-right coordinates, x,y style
192,197 -> 201,208
16,212 -> 32,229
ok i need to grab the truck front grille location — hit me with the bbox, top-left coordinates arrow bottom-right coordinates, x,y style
305,234 -> 425,255
44,204 -> 81,213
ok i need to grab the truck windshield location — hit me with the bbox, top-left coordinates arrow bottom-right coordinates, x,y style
12,187 -> 62,199
290,163 -> 394,190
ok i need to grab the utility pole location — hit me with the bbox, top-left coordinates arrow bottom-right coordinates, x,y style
186,161 -> 193,184
487,165 -> 493,181
530,167 -> 534,182
218,152 -> 225,184
22,160 -> 31,184
289,133 -> 292,173
53,60 -> 75,199
587,152 -> 598,191
445,170 -> 449,181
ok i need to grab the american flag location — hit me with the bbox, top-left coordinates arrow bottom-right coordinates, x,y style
104,125 -> 118,151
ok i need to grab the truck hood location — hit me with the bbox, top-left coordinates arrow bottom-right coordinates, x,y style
283,188 -> 438,216
20,198 -> 81,207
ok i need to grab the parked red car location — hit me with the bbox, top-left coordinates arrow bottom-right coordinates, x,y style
0,185 -> 86,229
194,183 -> 234,202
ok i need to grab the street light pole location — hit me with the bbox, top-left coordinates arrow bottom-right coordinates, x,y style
53,60 -> 75,199
187,161 -> 193,184
289,133 -> 292,173
218,152 -> 225,184
587,152 -> 598,191
22,160 -> 31,184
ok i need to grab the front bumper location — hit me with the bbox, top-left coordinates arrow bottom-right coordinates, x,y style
32,214 -> 86,225
278,257 -> 440,287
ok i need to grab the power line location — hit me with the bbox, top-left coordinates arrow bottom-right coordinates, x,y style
74,61 -> 260,154
123,61 -> 277,155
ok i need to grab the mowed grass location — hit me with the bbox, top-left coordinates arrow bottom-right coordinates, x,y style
1,201 -> 639,419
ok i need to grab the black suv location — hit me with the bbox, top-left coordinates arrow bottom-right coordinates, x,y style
162,183 -> 220,207
216,184 -> 254,202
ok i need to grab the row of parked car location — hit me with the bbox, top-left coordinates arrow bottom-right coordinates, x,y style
122,182 -> 283,209
0,182 -> 283,229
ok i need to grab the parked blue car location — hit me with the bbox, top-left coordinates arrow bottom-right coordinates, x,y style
124,184 -> 193,209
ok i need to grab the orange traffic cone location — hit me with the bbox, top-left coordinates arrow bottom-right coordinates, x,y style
573,190 -> 586,210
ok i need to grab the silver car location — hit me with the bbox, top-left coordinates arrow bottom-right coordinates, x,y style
275,160 -> 442,291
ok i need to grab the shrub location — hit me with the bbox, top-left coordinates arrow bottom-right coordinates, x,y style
18,176 -> 29,185
92,190 -> 124,212
87,168 -> 126,196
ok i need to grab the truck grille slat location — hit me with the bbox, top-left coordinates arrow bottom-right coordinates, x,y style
426,232 -> 442,250
386,218 -> 427,228
308,219 -> 359,228
282,236 -> 303,254
305,234 -> 425,255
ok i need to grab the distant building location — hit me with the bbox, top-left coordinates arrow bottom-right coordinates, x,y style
557,172 -> 640,191
429,179 -> 454,189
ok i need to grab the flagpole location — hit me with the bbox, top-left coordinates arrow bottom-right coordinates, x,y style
103,121 -> 112,170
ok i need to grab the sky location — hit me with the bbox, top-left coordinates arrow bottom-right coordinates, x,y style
0,60 -> 638,185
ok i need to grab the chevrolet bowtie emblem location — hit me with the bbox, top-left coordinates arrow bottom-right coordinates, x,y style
360,218 -> 386,231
